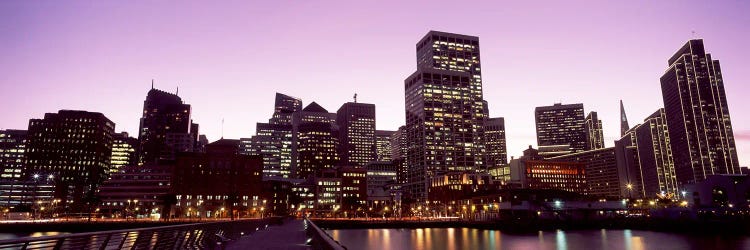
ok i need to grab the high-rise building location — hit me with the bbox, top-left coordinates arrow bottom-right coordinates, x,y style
336,102 -> 376,168
534,103 -> 586,156
0,129 -> 27,181
633,109 -> 678,196
138,87 -> 195,164
584,111 -> 605,150
484,117 -> 507,168
660,39 -> 740,186
292,102 -> 339,179
620,100 -> 630,137
375,130 -> 395,162
25,110 -> 114,207
110,132 -> 138,173
405,31 -> 486,201
390,126 -> 408,184
243,93 -> 302,179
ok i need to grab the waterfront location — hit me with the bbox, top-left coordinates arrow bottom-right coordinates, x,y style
328,228 -> 750,250
0,232 -> 68,241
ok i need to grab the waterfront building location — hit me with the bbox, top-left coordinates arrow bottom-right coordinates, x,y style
534,103 -> 586,156
339,167 -> 367,216
365,161 -> 398,208
660,39 -> 740,186
138,87 -> 196,164
375,130 -> 395,162
98,164 -> 171,218
110,132 -> 138,173
25,110 -> 114,209
584,111 -> 605,150
509,146 -> 587,195
0,129 -> 27,181
405,31 -> 486,202
549,147 -> 622,199
336,102 -> 376,168
683,174 -> 749,208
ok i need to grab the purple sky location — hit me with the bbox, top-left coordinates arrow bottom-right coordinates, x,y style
1,1 -> 749,166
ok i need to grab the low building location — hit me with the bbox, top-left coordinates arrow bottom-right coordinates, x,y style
510,146 -> 587,195
365,161 -> 398,209
683,175 -> 750,209
98,164 -> 171,218
549,147 -> 622,199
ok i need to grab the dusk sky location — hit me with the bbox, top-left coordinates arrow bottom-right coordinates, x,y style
1,1 -> 749,165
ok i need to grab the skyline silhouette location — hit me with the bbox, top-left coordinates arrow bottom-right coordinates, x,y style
1,1 -> 749,165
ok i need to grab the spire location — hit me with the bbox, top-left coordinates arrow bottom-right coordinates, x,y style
176,86 -> 179,96
151,79 -> 154,89
620,100 -> 630,136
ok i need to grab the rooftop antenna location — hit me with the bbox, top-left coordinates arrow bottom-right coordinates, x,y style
176,86 -> 179,96
692,30 -> 697,38
354,93 -> 358,103
151,79 -> 154,89
221,118 -> 225,139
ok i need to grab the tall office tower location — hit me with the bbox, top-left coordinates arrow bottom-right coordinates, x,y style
390,126 -> 408,184
620,100 -> 630,137
633,109 -> 678,196
292,102 -> 339,179
336,102 -> 376,168
244,93 -> 302,179
0,129 -> 27,181
25,110 -> 114,207
534,103 -> 586,156
615,130 -> 645,198
405,31 -> 485,201
138,87 -> 195,164
585,111 -> 605,150
484,117 -> 507,168
110,132 -> 138,173
660,39 -> 740,186
375,130 -> 395,162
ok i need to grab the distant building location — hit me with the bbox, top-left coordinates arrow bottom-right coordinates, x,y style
243,93 -> 301,179
339,167 -> 367,216
484,117 -> 507,168
110,132 -> 138,173
509,146 -> 587,195
365,161 -> 398,207
25,110 -> 114,209
584,111 -> 605,150
0,129 -> 27,181
633,109 -> 678,197
390,126 -> 408,184
138,87 -> 196,164
336,102 -> 376,168
98,164 -> 171,217
292,102 -> 339,179
660,39 -> 740,186
428,172 -> 494,211
535,103 -> 586,156
375,130 -> 395,162
405,31 -> 486,202
549,148 -> 621,199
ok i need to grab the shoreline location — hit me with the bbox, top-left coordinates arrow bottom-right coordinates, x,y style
312,218 -> 750,235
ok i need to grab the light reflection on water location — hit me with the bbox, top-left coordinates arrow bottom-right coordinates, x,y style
0,231 -> 69,241
327,228 -> 750,250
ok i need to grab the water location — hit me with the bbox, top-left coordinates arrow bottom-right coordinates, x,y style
327,228 -> 750,250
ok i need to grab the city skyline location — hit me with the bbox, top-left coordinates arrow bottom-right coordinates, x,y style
2,1 -> 750,166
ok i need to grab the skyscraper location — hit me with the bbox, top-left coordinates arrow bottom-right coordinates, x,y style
292,102 -> 339,179
535,103 -> 586,156
620,100 -> 630,137
484,117 -> 507,167
375,130 -> 395,162
138,87 -> 195,164
243,93 -> 302,179
25,110 -> 114,207
390,126 -> 408,184
110,132 -> 138,173
0,129 -> 27,181
405,31 -> 486,201
336,102 -> 376,168
660,39 -> 740,186
584,111 -> 605,150
633,109 -> 678,196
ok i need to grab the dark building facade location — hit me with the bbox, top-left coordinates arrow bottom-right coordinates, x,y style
110,132 -> 138,174
25,110 -> 115,207
660,39 -> 740,186
336,102 -> 376,168
138,88 -> 195,164
405,30 -> 486,202
550,148 -> 621,199
535,103 -> 586,156
584,111 -> 605,150
0,129 -> 27,181
390,126 -> 408,184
